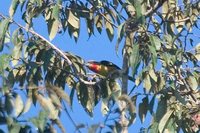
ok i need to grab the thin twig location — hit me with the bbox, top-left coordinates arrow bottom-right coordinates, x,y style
0,13 -> 72,66
164,17 -> 190,23
99,12 -> 118,28
62,100 -> 81,133
98,102 -> 115,133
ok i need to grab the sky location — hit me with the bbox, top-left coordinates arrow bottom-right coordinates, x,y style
0,1 -> 161,132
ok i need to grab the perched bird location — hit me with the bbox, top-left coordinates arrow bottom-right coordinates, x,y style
86,60 -> 134,81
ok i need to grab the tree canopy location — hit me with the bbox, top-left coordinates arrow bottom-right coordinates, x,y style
0,0 -> 200,132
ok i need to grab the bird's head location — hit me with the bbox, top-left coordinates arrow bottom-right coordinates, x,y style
85,60 -> 101,73
86,60 -> 120,77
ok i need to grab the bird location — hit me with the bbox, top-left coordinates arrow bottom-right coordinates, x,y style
86,60 -> 134,81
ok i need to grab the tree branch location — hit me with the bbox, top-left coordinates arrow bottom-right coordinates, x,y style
0,13 -> 72,66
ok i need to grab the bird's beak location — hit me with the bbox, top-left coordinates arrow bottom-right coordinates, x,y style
85,62 -> 90,67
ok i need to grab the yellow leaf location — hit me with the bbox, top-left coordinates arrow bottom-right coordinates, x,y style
9,0 -> 19,17
49,19 -> 60,41
186,75 -> 198,90
143,74 -> 151,92
68,11 -> 79,29
149,68 -> 157,82
14,94 -> 24,116
22,97 -> 32,114
158,110 -> 173,133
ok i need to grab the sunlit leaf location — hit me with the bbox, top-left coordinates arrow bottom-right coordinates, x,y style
175,11 -> 185,33
149,67 -> 157,82
50,85 -> 71,106
22,97 -> 32,114
149,35 -> 161,51
186,74 -> 198,90
143,74 -> 151,92
35,93 -> 59,119
94,15 -> 103,33
194,43 -> 200,61
158,110 -> 173,133
14,94 -> 24,117
48,4 -> 60,41
49,91 -> 62,108
9,0 -> 19,17
68,10 -> 79,29
48,19 -> 60,41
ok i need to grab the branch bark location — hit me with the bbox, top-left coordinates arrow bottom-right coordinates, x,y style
0,13 -> 72,66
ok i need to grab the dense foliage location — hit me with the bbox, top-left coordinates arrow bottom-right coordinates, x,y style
0,0 -> 200,132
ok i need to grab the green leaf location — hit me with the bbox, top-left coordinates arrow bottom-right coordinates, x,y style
76,82 -> 95,116
116,22 -> 125,53
148,121 -> 159,133
195,43 -> 200,61
101,98 -> 109,115
52,4 -> 60,20
134,0 -> 142,16
9,0 -> 19,17
38,95 -> 59,120
139,96 -> 148,123
105,14 -> 114,41
86,18 -> 94,37
30,111 -> 48,132
158,110 -> 173,133
155,96 -> 167,122
5,94 -> 14,115
186,74 -> 198,90
94,15 -> 103,34
149,35 -> 161,51
88,124 -> 99,133
148,96 -> 155,114
70,88 -> 75,107
0,54 -> 10,75
130,44 -> 140,76
173,89 -> 186,104
148,44 -> 157,67
0,18 -> 10,51
9,121 -> 21,133
11,28 -> 23,66
14,94 -> 24,117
